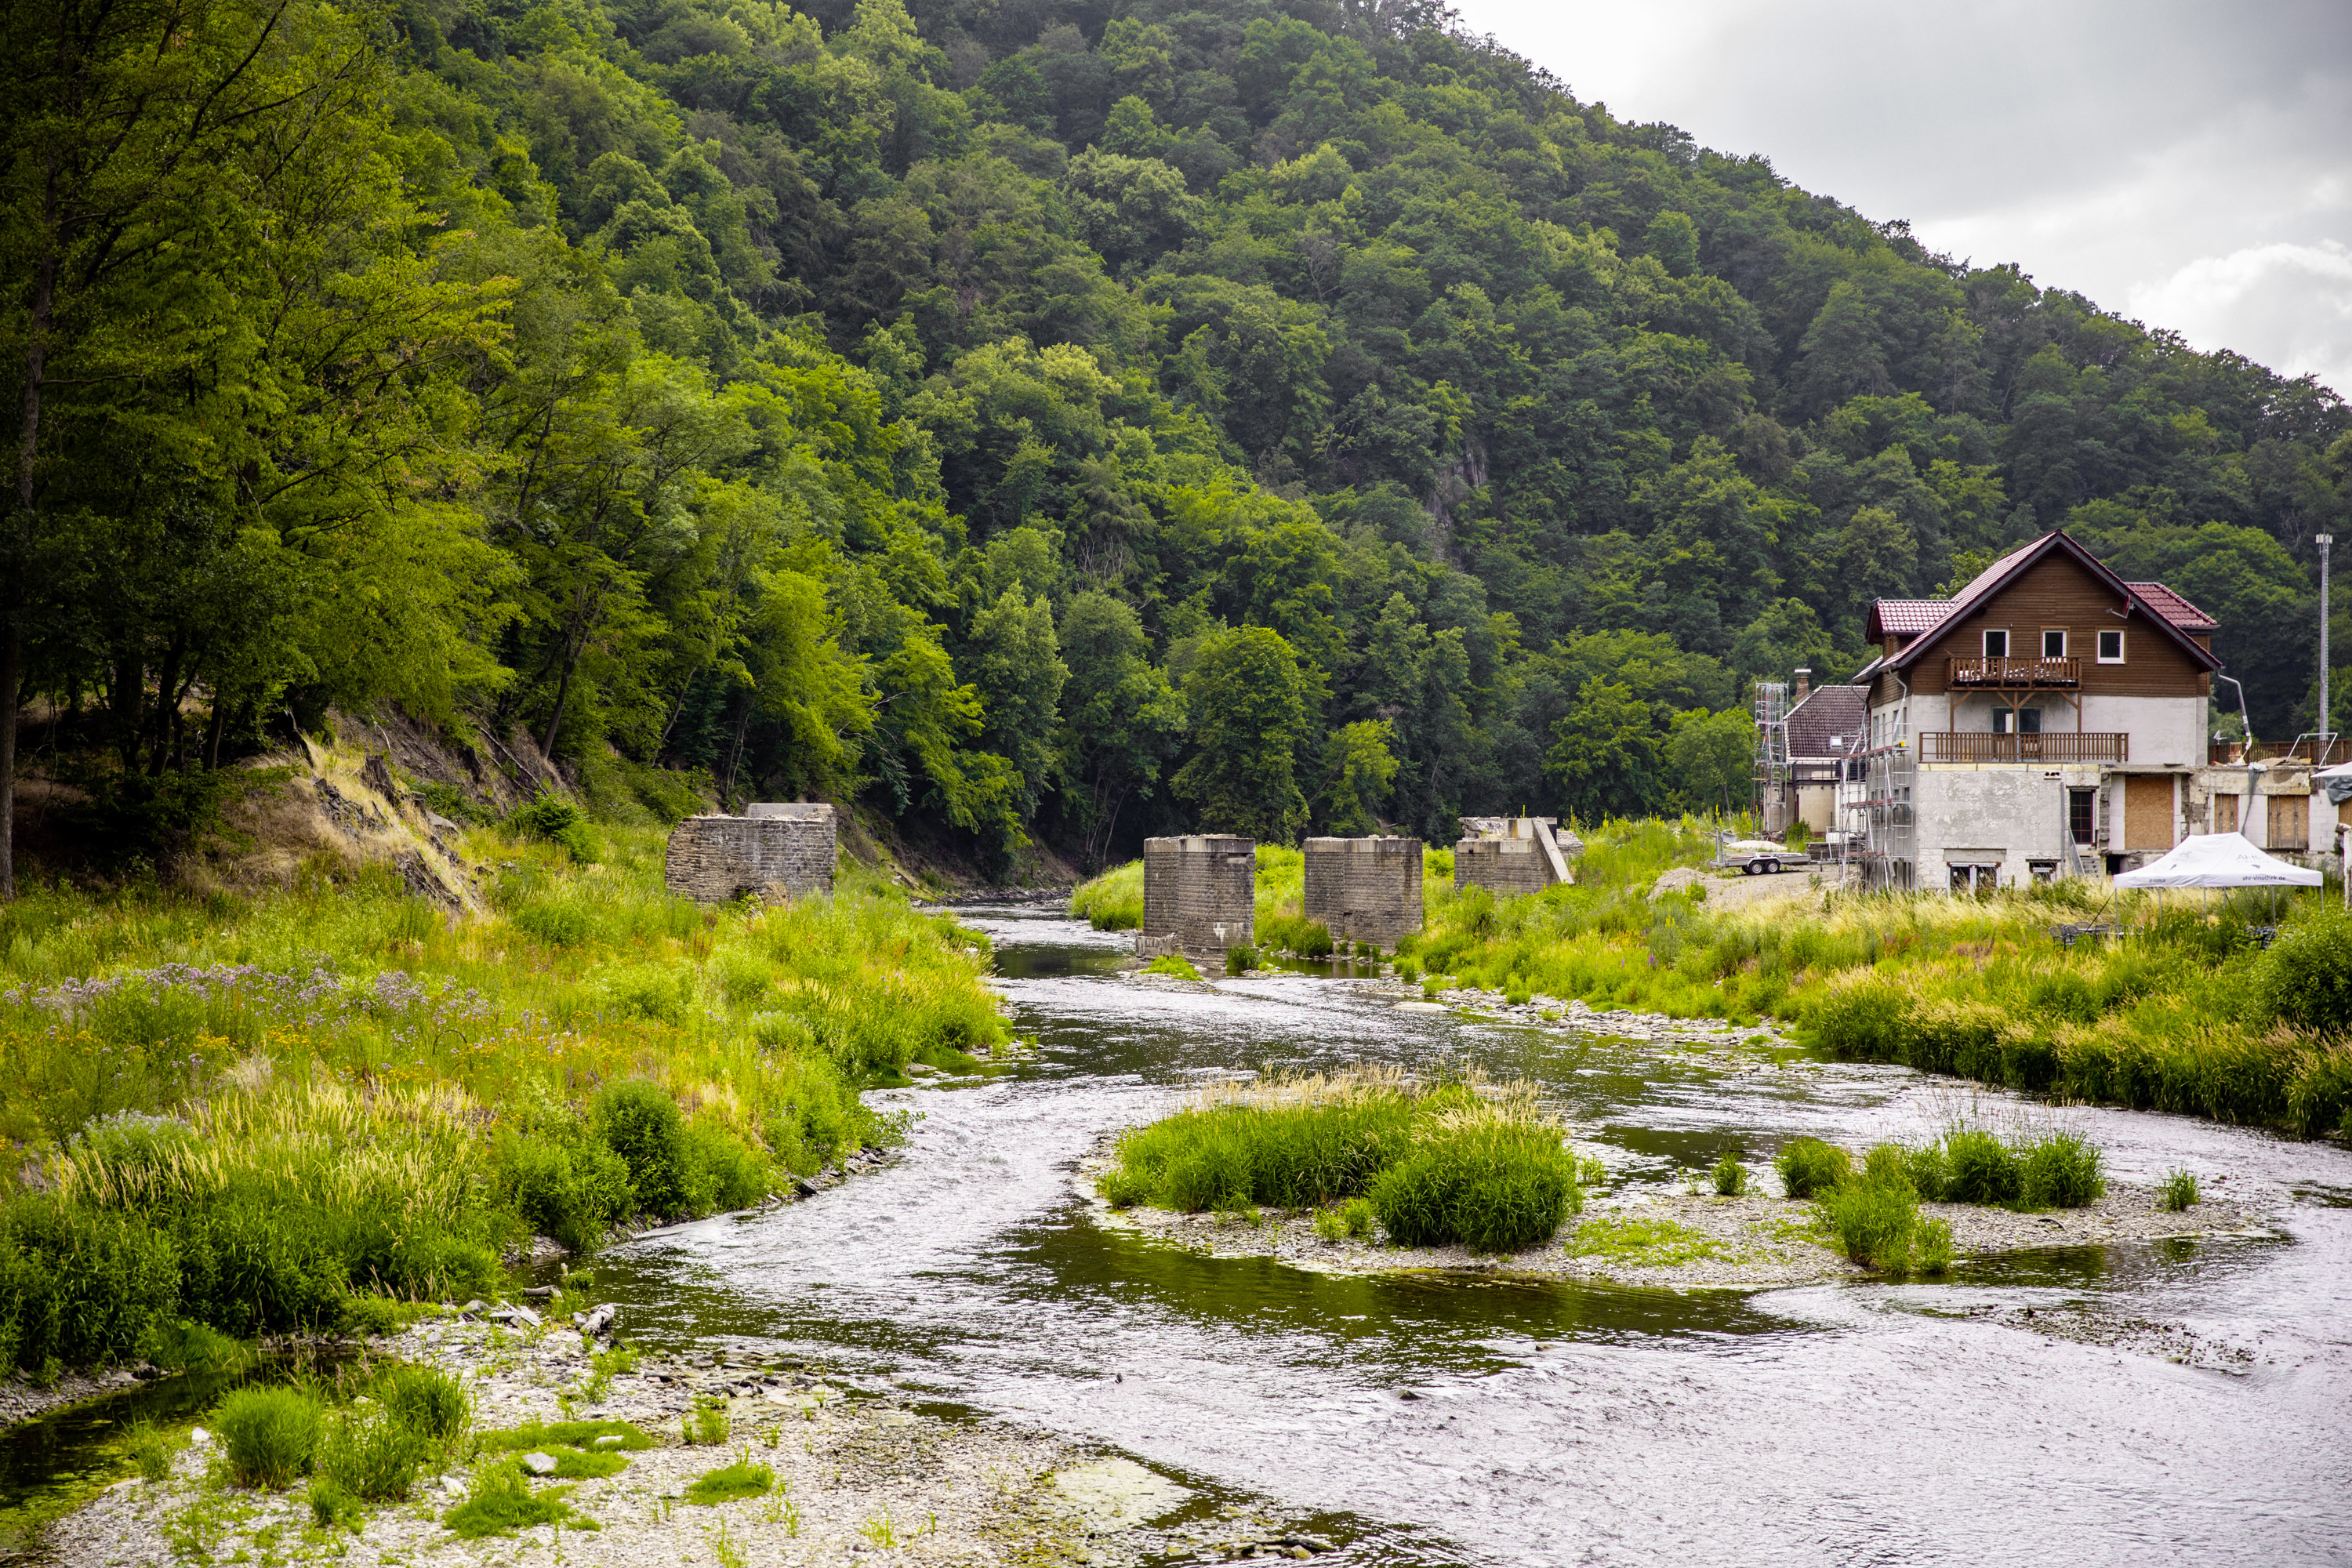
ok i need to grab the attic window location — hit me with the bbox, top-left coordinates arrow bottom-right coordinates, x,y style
2097,630 -> 2125,663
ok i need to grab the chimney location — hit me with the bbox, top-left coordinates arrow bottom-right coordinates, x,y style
1794,667 -> 1811,701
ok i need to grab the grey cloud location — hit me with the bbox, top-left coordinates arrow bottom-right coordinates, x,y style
1454,0 -> 2352,388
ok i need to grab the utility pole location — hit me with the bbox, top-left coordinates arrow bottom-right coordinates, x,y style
2320,533 -> 2335,761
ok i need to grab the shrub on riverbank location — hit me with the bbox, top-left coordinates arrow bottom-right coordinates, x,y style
1098,1072 -> 1582,1251
1069,861 -> 1143,930
0,822 -> 1010,1374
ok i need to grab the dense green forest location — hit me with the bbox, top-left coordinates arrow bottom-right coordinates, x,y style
6,0 -> 2350,885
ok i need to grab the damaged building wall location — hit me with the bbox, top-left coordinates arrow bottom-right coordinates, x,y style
1301,837 -> 1425,949
665,805 -> 837,902
1141,835 -> 1255,956
1454,818 -> 1577,898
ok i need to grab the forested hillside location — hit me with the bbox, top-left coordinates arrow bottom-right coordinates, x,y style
8,0 -> 2350,884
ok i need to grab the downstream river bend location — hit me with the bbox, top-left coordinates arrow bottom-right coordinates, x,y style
582,906 -> 2350,1566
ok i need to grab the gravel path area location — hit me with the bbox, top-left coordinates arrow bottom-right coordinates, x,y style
41,1313 -> 1337,1566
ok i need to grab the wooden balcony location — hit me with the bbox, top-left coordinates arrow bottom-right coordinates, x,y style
1919,732 -> 2128,764
1947,656 -> 2080,688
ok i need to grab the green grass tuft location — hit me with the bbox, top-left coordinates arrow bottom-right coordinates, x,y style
685,1458 -> 775,1505
1774,1138 -> 1849,1200
475,1420 -> 654,1454
684,1396 -> 729,1447
441,1461 -> 594,1538
1711,1152 -> 1748,1196
125,1420 -> 177,1484
214,1385 -> 323,1490
1141,954 -> 1202,981
1915,1216 -> 1955,1275
2018,1131 -> 2104,1209
376,1363 -> 470,1447
317,1406 -> 428,1502
1941,1127 -> 2021,1205
1311,1196 -> 1377,1242
2158,1169 -> 2200,1210
1820,1178 -> 1919,1272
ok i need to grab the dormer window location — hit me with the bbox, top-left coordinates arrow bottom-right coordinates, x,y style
1984,630 -> 2009,659
2097,630 -> 2125,663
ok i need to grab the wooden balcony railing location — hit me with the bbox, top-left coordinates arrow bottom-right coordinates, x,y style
1919,732 -> 2128,764
1947,656 -> 2080,688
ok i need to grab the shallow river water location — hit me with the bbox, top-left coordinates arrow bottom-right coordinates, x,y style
577,906 -> 2352,1567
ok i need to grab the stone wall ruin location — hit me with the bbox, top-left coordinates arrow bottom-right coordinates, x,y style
1454,818 -> 1578,898
665,804 -> 837,903
1141,834 -> 1255,955
1301,836 -> 1424,949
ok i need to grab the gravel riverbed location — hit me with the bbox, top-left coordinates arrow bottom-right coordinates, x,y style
37,1310 -> 1336,1566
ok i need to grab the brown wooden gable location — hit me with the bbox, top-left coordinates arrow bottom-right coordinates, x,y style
1903,550 -> 2211,699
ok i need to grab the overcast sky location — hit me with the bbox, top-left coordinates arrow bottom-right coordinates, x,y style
1448,0 -> 2352,395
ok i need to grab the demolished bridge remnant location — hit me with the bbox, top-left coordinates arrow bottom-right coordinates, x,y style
664,803 -> 837,903
1301,836 -> 1425,949
1141,834 -> 1256,957
1454,818 -> 1578,898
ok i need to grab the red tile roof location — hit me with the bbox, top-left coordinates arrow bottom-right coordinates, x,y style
1787,684 -> 1868,760
2125,582 -> 2219,633
1862,532 -> 2221,674
1871,600 -> 1947,636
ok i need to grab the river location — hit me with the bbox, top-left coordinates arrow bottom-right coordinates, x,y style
572,905 -> 2352,1566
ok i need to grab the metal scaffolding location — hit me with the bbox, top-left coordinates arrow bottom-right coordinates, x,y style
1836,741 -> 1916,890
1752,681 -> 1790,832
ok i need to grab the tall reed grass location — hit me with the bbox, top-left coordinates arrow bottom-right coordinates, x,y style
1098,1070 -> 1582,1252
0,820 -> 1011,1374
1391,818 -> 2352,1140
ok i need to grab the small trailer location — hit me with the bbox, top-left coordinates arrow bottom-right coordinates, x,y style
1713,836 -> 1795,876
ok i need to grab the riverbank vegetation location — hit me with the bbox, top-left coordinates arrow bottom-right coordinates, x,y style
1775,1122 -> 2105,1273
1394,820 -> 2352,1139
0,826 -> 1008,1376
1081,817 -> 2352,1142
1097,1070 -> 1581,1252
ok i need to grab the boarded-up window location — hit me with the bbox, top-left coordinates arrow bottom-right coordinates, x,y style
2212,793 -> 2239,835
2268,793 -> 2310,850
2124,775 -> 2174,851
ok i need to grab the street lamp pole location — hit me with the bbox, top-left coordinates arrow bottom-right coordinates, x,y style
2319,533 -> 2335,762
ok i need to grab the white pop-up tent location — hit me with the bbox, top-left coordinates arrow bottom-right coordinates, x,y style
2112,832 -> 2321,888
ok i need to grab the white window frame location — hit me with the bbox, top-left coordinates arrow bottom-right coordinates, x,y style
2042,629 -> 2067,659
2096,629 -> 2125,664
1983,629 -> 2010,659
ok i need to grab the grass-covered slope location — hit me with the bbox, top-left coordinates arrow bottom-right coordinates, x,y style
0,823 -> 1009,1376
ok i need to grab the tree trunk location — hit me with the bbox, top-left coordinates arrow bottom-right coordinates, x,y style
719,691 -> 754,806
4,229 -> 56,902
202,687 -> 228,770
109,652 -> 145,772
148,633 -> 188,775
